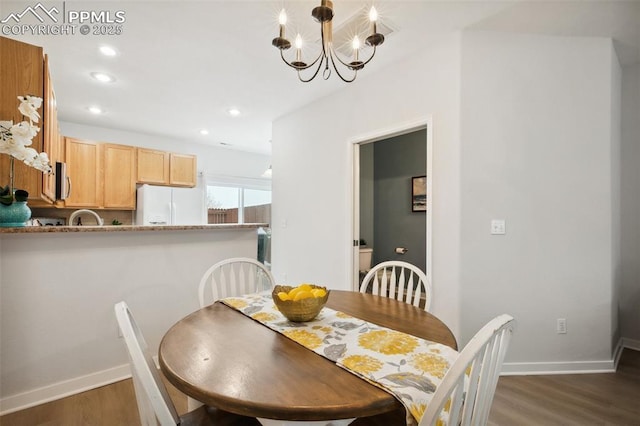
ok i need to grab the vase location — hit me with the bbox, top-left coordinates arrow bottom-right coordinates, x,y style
0,201 -> 31,227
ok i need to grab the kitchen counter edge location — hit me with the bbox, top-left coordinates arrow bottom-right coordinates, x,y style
0,223 -> 269,234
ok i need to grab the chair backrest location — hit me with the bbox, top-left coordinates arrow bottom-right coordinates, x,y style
198,257 -> 276,307
114,301 -> 179,426
420,314 -> 515,426
359,260 -> 433,311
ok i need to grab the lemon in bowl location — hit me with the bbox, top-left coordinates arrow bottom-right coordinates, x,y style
272,284 -> 329,322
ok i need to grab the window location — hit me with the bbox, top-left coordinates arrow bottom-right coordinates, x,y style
206,185 -> 271,225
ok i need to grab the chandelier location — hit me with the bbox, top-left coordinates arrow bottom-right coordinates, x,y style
271,1 -> 385,83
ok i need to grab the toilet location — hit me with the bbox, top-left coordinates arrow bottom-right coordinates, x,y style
359,247 -> 373,272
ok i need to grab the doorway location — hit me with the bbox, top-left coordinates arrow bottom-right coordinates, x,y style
351,120 -> 432,290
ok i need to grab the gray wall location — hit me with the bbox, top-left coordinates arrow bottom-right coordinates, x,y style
372,130 -> 427,272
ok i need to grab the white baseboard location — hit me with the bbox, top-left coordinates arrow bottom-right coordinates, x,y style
622,337 -> 640,352
500,358 -> 616,376
502,338 -> 640,376
0,364 -> 131,416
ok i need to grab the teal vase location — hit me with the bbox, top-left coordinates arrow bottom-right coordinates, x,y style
0,201 -> 31,227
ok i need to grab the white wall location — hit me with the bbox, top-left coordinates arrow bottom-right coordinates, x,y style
0,228 -> 259,413
460,32 -> 621,365
620,63 -> 640,345
272,33 -> 463,336
60,122 -> 271,180
273,30 -> 627,371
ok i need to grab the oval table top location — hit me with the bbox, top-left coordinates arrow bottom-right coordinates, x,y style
159,290 -> 457,422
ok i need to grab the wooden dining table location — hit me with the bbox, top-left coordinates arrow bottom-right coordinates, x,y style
159,290 -> 457,424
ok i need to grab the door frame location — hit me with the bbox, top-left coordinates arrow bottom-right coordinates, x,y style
348,117 -> 433,291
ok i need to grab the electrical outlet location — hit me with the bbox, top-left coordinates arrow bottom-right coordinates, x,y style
557,318 -> 567,334
491,219 -> 506,235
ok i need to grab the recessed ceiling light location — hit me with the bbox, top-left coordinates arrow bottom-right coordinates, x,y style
88,106 -> 103,114
90,72 -> 115,83
227,108 -> 240,117
99,45 -> 117,56
199,129 -> 209,135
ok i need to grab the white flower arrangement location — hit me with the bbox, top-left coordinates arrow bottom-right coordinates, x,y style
0,95 -> 52,205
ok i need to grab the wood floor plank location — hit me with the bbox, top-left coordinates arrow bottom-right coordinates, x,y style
2,349 -> 638,425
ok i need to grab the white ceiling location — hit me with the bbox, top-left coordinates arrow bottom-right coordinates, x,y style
3,1 -> 639,155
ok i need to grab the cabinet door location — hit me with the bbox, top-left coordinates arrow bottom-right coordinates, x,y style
0,36 -> 47,204
137,148 -> 169,184
103,144 -> 136,209
42,54 -> 61,203
64,138 -> 102,208
169,153 -> 197,187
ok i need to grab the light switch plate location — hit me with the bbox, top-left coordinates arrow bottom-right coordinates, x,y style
491,219 -> 506,235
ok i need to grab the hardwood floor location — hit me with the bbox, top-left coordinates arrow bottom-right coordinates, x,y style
0,377 -> 187,426
1,349 -> 638,426
489,348 -> 640,425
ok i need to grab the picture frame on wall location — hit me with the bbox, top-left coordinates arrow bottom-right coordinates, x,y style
412,175 -> 427,212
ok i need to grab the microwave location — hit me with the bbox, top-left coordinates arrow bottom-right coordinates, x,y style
55,162 -> 70,200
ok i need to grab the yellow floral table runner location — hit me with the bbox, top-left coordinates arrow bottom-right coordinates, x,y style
220,292 -> 459,425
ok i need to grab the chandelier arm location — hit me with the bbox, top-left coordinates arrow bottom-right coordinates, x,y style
330,45 -> 357,68
327,48 -> 357,83
297,53 -> 328,82
296,22 -> 331,82
330,44 -> 378,69
360,46 -> 378,67
280,49 -> 323,71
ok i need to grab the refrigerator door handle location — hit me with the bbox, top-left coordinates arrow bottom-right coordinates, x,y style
170,202 -> 176,225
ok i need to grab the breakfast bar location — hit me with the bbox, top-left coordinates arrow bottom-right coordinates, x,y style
0,223 -> 266,414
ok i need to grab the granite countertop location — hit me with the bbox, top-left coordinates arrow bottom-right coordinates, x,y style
0,223 -> 269,234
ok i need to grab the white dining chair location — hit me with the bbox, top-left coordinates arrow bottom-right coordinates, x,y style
419,314 -> 515,426
198,257 -> 276,308
359,260 -> 433,312
114,301 -> 260,426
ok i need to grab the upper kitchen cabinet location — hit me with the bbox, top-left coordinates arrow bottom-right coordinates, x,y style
65,138 -> 137,210
103,144 -> 136,209
64,137 -> 103,208
42,55 -> 63,203
137,148 -> 169,184
137,148 -> 196,187
169,153 -> 197,187
0,36 -> 56,206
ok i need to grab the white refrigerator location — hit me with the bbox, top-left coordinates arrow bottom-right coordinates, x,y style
136,182 -> 207,226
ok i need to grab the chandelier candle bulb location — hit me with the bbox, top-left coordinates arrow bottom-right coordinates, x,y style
352,36 -> 360,61
370,6 -> 378,34
295,34 -> 303,61
278,9 -> 287,38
